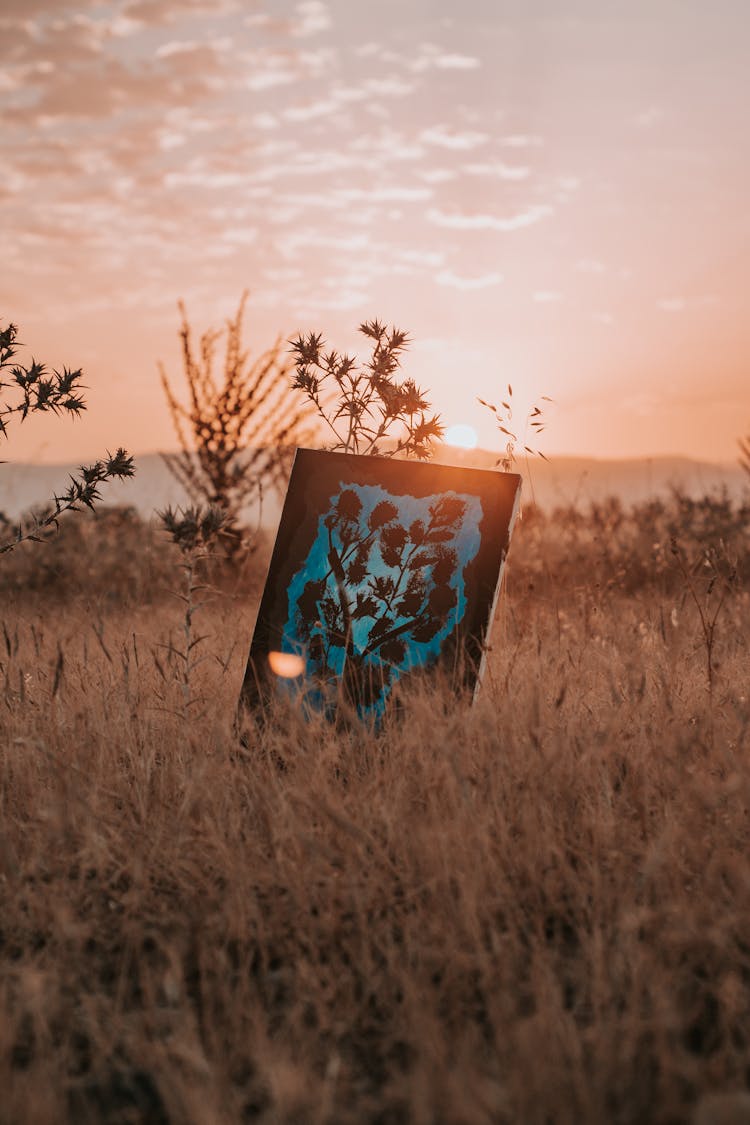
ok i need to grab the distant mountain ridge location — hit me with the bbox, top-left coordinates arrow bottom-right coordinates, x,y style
0,451 -> 746,523
434,449 -> 748,510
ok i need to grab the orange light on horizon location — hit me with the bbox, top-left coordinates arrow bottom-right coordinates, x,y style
445,423 -> 479,450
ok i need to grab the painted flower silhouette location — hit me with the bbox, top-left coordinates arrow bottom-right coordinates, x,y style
288,487 -> 473,715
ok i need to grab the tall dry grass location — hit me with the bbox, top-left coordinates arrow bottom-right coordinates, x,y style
1,496 -> 749,1124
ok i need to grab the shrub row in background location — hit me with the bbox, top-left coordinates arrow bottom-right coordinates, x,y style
3,487 -> 746,606
510,489 -> 750,599
0,506 -> 269,605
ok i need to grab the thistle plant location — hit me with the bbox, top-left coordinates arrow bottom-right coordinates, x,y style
0,320 -> 134,553
478,384 -> 552,472
669,535 -> 737,702
0,321 -> 90,431
0,451 -> 135,555
157,505 -> 228,719
289,320 -> 444,459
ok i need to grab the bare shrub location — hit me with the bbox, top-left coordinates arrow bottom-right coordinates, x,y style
0,506 -> 170,604
509,489 -> 750,600
160,295 -> 309,556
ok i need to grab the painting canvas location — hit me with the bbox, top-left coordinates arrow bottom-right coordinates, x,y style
240,449 -> 521,722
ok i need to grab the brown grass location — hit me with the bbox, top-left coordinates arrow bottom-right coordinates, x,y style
1,498 -> 749,1124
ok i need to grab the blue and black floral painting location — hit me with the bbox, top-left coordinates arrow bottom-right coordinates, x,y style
281,483 -> 483,717
240,449 -> 521,724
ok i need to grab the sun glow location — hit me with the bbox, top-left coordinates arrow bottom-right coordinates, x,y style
444,423 -> 479,450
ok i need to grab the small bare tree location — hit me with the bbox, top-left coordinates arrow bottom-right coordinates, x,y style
160,294 -> 310,554
0,320 -> 134,554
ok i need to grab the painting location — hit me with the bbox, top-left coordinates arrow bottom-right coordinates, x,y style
240,449 -> 521,722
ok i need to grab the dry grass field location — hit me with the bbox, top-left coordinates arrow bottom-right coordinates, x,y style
1,493 -> 749,1124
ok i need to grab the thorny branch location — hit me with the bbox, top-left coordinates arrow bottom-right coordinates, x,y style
289,320 -> 444,460
0,321 -> 134,555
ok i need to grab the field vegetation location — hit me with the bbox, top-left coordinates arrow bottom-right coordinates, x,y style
1,488 -> 749,1124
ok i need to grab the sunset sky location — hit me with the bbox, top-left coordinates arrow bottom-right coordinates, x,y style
2,0 -> 748,464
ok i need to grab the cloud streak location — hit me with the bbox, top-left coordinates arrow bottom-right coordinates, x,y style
427,205 -> 553,231
436,270 -> 503,290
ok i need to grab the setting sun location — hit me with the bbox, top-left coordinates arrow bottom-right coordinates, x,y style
445,423 -> 479,450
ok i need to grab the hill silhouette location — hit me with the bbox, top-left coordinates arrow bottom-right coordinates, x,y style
0,450 -> 746,523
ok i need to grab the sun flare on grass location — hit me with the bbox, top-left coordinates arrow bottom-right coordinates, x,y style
445,423 -> 479,450
268,651 -> 306,678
